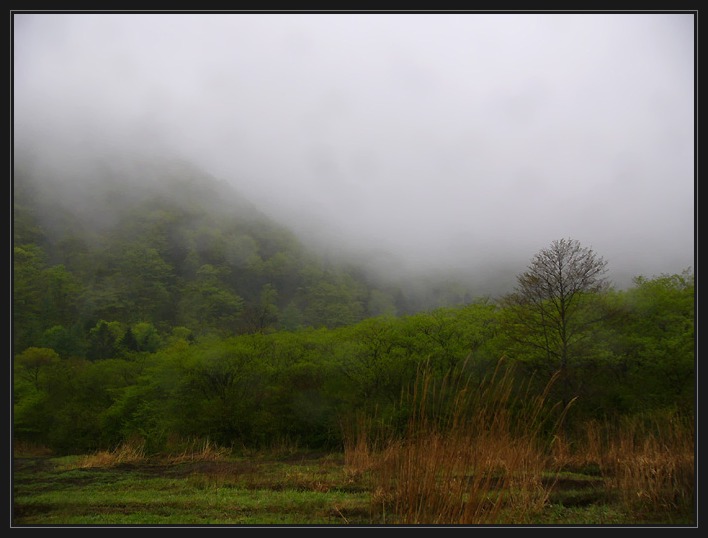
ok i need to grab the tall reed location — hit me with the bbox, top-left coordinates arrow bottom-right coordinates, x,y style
558,410 -> 695,522
344,357 -> 572,524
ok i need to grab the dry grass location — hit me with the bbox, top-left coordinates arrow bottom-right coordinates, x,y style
548,407 -> 695,524
13,440 -> 54,458
344,358 -> 571,525
59,436 -> 232,470
67,438 -> 147,469
583,412 -> 693,518
345,358 -> 695,525
167,437 -> 231,464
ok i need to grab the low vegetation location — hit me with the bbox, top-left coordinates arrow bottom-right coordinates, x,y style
14,362 -> 694,526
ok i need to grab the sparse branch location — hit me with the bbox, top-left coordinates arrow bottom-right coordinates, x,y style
502,238 -> 610,405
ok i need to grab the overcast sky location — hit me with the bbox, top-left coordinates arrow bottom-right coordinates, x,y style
13,12 -> 695,291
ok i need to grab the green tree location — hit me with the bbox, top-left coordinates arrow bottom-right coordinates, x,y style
112,245 -> 174,322
14,347 -> 60,390
13,244 -> 47,351
119,327 -> 140,353
40,324 -> 87,359
131,322 -> 163,353
36,265 -> 82,330
177,264 -> 245,337
338,318 -> 406,409
241,283 -> 280,334
87,320 -> 124,361
29,358 -> 137,451
300,274 -> 365,328
608,270 -> 695,414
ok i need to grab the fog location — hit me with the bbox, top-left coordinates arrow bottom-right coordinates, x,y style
13,12 -> 695,293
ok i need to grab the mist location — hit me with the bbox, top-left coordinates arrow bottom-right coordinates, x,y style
13,12 -> 695,294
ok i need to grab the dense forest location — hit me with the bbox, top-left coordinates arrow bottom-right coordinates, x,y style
12,157 -> 695,455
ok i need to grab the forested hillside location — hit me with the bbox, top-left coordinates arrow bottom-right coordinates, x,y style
13,157 -> 417,353
12,157 -> 694,454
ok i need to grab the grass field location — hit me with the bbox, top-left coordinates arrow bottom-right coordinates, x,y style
12,447 -> 694,527
13,367 -> 695,527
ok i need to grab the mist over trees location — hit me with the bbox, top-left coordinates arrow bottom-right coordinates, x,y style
12,154 -> 472,350
12,154 -> 694,454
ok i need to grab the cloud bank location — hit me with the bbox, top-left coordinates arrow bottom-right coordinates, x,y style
13,12 -> 695,292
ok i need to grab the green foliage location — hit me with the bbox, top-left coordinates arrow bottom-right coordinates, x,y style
240,283 -> 280,334
40,324 -> 87,359
604,270 -> 695,415
130,322 -> 163,353
13,269 -> 695,453
176,264 -> 245,337
13,245 -> 82,352
12,163 -> 695,456
14,347 -> 60,390
113,245 -> 175,322
86,320 -> 124,360
299,276 -> 366,328
13,355 -> 142,453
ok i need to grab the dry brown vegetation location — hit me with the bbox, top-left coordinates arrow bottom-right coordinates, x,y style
342,359 -> 695,525
552,412 -> 695,519
65,438 -> 147,469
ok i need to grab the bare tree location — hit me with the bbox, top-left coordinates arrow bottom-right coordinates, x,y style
501,238 -> 610,401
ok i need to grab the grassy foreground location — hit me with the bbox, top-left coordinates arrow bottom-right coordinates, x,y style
13,364 -> 695,526
12,440 -> 693,526
13,449 -> 370,525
